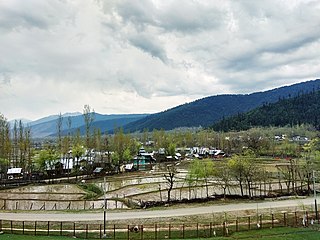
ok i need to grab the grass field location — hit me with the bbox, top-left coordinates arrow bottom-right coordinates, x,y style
0,234 -> 74,240
1,227 -> 320,239
218,227 -> 320,240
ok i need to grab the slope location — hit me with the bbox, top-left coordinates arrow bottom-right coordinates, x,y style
27,112 -> 82,126
30,113 -> 148,138
56,116 -> 147,136
211,90 -> 320,131
123,79 -> 320,132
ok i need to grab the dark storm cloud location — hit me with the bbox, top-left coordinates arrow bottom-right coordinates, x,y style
129,34 -> 169,63
1,0 -> 320,120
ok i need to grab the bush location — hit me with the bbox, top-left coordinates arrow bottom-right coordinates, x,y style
86,183 -> 103,195
78,183 -> 103,200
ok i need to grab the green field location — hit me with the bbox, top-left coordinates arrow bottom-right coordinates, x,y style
0,234 -> 75,240
1,227 -> 320,239
216,227 -> 320,240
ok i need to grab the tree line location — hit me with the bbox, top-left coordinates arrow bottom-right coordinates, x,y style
211,90 -> 320,132
161,142 -> 320,203
0,113 -> 32,178
1,105 -> 319,183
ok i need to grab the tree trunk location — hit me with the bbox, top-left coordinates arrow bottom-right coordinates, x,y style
247,180 -> 251,199
167,186 -> 172,202
205,179 -> 209,198
239,181 -> 244,197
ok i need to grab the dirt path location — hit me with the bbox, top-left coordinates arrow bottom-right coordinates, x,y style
0,196 -> 315,222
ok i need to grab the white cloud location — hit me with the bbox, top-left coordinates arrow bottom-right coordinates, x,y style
0,0 -> 320,120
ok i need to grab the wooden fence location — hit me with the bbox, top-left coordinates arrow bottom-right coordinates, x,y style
0,198 -> 127,211
1,210 -> 319,239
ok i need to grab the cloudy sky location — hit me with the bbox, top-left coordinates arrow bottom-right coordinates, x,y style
1,0 -> 320,120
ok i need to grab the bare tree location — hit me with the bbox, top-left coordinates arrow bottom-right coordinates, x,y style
18,120 -> 24,167
67,116 -> 72,139
0,113 -> 11,179
57,113 -> 63,155
24,127 -> 33,179
12,120 -> 18,167
164,164 -> 177,203
83,105 -> 95,149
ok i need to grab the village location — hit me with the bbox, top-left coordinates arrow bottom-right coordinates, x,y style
4,143 -> 227,182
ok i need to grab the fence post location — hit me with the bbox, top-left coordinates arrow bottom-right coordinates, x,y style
114,224 -> 116,239
196,222 -> 199,238
248,216 -> 251,230
236,218 -> 238,232
260,214 -> 262,229
272,213 -> 274,228
222,221 -> 228,236
99,224 -> 102,239
0,219 -> 2,232
35,221 -> 37,236
182,224 -> 185,239
306,211 -> 309,226
283,212 -> 286,226
210,222 -> 212,237
155,224 -> 157,240
294,212 -> 297,227
22,221 -> 24,234
86,224 -> 88,239
60,222 -> 63,236
222,222 -> 226,236
10,220 -> 13,234
73,222 -> 76,238
141,224 -> 143,240
47,221 -> 50,235
169,223 -> 171,239
127,225 -> 130,240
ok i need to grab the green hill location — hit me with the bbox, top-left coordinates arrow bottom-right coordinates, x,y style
211,90 -> 320,132
123,79 -> 320,132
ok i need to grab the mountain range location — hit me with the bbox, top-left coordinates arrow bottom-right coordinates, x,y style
12,79 -> 320,137
123,79 -> 320,132
21,113 -> 148,138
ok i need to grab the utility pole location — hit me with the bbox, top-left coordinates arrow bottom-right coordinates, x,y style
313,170 -> 318,220
103,177 -> 107,238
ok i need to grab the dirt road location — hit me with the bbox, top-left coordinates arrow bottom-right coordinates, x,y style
0,197 -> 315,222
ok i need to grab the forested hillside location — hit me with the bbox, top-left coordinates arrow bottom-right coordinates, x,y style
211,90 -> 320,132
123,79 -> 320,132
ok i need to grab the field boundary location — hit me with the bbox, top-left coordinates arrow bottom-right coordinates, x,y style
1,209 -> 320,239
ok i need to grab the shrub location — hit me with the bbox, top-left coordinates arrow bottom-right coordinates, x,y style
78,183 -> 103,200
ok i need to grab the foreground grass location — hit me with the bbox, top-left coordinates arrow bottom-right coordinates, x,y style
0,234 -> 78,240
220,227 -> 320,240
2,227 -> 320,239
